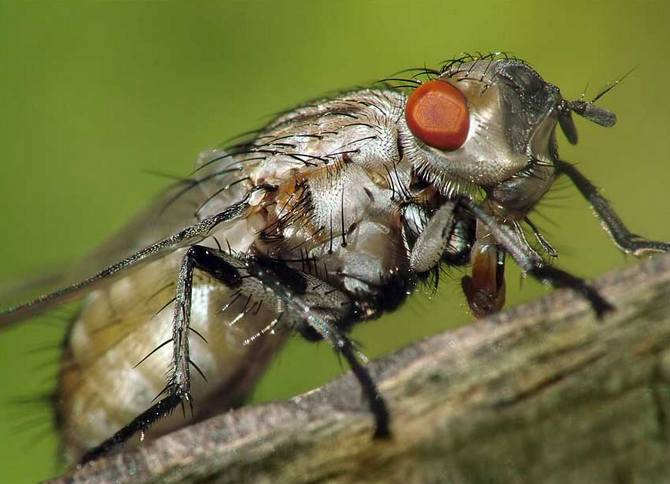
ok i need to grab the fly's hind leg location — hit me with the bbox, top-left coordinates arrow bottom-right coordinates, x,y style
80,245 -> 244,464
556,160 -> 670,255
81,247 -> 388,464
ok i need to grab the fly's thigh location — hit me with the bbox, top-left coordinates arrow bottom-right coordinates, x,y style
57,249 -> 289,461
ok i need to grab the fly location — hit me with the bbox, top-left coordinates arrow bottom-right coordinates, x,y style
1,52 -> 668,465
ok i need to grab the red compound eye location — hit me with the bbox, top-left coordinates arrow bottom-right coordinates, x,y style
405,80 -> 470,150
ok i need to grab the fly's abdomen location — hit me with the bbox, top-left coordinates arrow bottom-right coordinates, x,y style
57,249 -> 289,461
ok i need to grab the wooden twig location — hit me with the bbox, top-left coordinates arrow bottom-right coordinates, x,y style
51,254 -> 670,483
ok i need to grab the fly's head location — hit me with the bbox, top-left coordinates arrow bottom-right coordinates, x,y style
404,55 -> 616,214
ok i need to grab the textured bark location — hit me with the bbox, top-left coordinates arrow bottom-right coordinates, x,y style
51,254 -> 670,484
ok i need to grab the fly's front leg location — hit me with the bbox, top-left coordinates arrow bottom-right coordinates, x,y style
80,245 -> 241,464
460,197 -> 614,318
556,160 -> 670,255
408,201 -> 457,273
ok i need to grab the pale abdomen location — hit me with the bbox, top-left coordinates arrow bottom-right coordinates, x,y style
57,249 -> 289,462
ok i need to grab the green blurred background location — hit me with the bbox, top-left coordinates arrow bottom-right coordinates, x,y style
1,1 -> 669,481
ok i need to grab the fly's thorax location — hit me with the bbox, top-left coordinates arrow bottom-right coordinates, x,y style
195,89 -> 416,304
249,159 -> 414,306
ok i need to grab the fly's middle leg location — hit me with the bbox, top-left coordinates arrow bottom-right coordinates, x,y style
332,330 -> 391,439
244,257 -> 391,439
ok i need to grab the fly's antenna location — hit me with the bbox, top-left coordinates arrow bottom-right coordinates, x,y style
559,67 -> 635,144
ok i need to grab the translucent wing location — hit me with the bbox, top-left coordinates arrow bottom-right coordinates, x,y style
63,148 -> 251,286
0,149 -> 253,327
